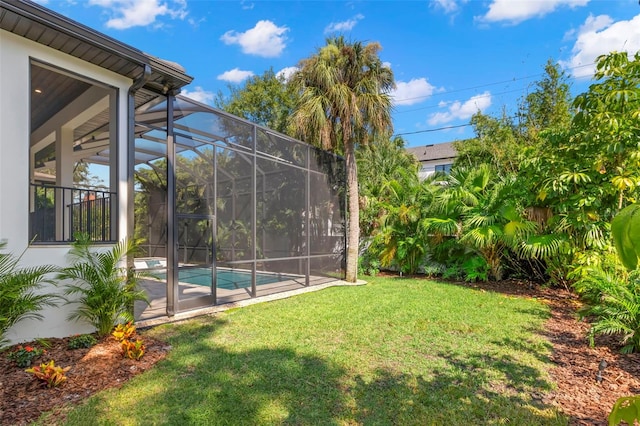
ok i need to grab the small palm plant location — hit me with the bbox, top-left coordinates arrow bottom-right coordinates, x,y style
0,241 -> 58,348
58,234 -> 149,338
581,271 -> 640,354
573,203 -> 640,353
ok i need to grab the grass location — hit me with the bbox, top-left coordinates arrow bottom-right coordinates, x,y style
50,276 -> 567,425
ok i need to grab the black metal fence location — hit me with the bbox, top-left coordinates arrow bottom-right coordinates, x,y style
30,183 -> 115,243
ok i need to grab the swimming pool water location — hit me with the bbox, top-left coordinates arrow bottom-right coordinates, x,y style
157,268 -> 297,290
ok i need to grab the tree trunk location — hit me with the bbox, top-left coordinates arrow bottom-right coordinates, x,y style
345,141 -> 359,283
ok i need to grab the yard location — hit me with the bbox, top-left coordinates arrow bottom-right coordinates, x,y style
3,276 -> 639,425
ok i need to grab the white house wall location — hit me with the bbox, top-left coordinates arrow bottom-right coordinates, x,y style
0,30 -> 132,344
418,158 -> 455,180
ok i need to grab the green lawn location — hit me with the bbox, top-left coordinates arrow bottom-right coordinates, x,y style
50,276 -> 567,425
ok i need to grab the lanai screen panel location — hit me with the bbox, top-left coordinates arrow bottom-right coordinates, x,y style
136,95 -> 345,309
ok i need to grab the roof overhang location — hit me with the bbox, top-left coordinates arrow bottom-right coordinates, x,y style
0,0 -> 193,94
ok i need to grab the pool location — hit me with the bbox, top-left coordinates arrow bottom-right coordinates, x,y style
156,268 -> 300,291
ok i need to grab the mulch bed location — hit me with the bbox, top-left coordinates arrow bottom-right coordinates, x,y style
0,333 -> 170,425
454,278 -> 640,426
1,279 -> 639,425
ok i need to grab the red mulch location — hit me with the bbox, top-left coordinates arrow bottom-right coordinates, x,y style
449,278 -> 640,426
1,279 -> 639,425
0,332 -> 170,425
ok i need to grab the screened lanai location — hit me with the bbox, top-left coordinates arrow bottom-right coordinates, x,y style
132,92 -> 346,318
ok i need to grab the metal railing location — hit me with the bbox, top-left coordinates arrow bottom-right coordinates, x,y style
30,183 -> 116,243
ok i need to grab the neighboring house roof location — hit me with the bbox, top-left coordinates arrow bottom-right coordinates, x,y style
406,142 -> 457,162
0,0 -> 193,94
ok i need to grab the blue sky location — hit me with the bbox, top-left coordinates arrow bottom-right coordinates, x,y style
39,0 -> 640,147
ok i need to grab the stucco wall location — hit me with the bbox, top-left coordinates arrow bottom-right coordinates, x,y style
0,30 -> 132,343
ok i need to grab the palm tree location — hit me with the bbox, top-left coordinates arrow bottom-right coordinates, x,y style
59,235 -> 148,338
429,165 -> 537,280
291,36 -> 394,282
0,241 -> 58,347
374,168 -> 434,275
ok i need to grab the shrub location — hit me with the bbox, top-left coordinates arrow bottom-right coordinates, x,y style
121,338 -> 145,360
7,345 -> 44,367
358,250 -> 381,276
462,256 -> 490,282
112,322 -> 136,342
68,334 -> 98,349
26,360 -> 70,388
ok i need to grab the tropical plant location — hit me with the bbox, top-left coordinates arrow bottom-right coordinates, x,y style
577,269 -> 640,353
572,204 -> 640,354
427,165 -> 537,280
58,235 -> 149,338
461,256 -> 490,282
112,321 -> 136,342
0,241 -> 58,348
121,338 -> 145,360
7,344 -> 44,367
609,395 -> 640,426
372,168 -> 435,275
67,334 -> 97,349
291,35 -> 395,282
611,203 -> 640,270
357,136 -> 419,236
26,359 -> 70,388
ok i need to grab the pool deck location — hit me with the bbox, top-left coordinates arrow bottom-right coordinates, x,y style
135,277 -> 367,329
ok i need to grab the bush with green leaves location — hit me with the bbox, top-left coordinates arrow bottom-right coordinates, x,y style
0,241 -> 58,348
358,246 -> 381,277
462,256 -> 490,282
58,235 -> 149,338
68,333 -> 98,349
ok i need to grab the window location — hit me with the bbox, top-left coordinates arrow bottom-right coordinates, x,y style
29,61 -> 118,243
435,163 -> 452,174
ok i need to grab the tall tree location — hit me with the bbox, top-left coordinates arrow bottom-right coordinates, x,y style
215,68 -> 298,135
518,59 -> 573,143
291,36 -> 394,282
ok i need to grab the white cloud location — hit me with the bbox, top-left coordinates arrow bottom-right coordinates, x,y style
430,0 -> 467,14
391,78 -> 438,106
181,86 -> 215,104
217,68 -> 255,83
221,20 -> 289,58
89,0 -> 188,30
276,66 -> 299,81
428,92 -> 492,125
562,13 -> 640,78
478,0 -> 589,25
240,1 -> 254,10
324,14 -> 364,34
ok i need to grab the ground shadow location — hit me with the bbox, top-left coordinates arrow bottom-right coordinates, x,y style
62,314 -> 566,425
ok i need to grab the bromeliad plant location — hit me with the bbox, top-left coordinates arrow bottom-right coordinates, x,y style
58,234 -> 149,338
0,241 -> 59,348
